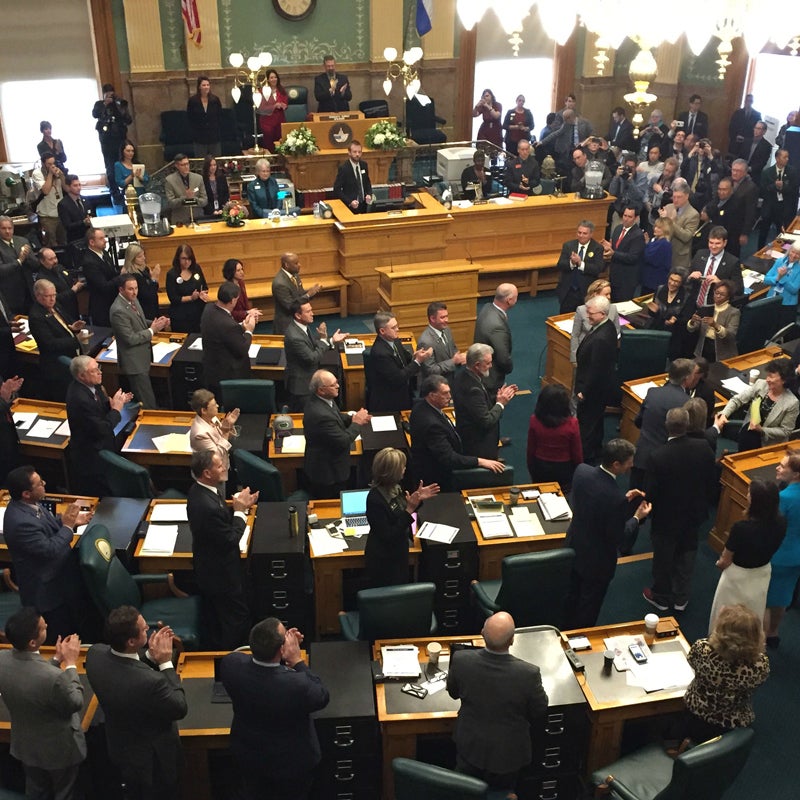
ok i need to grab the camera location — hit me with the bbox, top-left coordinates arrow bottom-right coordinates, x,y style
590,136 -> 601,144
621,165 -> 632,177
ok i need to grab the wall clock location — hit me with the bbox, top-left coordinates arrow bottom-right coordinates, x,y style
272,0 -> 316,21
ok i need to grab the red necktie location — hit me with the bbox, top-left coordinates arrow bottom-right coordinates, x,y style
615,227 -> 627,248
697,255 -> 716,306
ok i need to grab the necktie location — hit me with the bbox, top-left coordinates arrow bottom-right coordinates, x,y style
571,124 -> 578,146
291,274 -> 300,289
307,328 -> 315,346
130,302 -> 145,325
689,113 -> 695,134
354,162 -> 364,201
578,245 -> 585,263
697,255 -> 716,305
777,171 -> 784,202
51,307 -> 74,335
615,228 -> 627,248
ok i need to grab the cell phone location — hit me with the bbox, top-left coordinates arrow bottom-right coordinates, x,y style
676,120 -> 684,127
401,683 -> 428,699
628,643 -> 647,664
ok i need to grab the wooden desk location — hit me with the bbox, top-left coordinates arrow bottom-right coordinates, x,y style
282,144 -> 398,189
121,409 -> 195,467
308,499 -> 421,637
562,617 -> 690,773
461,483 -> 569,580
544,313 -> 575,391
712,441 -> 787,552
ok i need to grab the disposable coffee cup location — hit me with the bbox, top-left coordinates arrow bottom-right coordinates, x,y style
80,328 -> 90,341
427,642 -> 442,666
509,487 -> 521,506
602,650 -> 615,676
644,613 -> 659,635
749,369 -> 759,384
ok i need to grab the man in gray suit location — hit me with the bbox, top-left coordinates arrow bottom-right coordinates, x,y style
85,605 -> 187,800
109,274 -> 170,408
447,611 -> 548,793
271,252 -> 321,335
473,283 -> 517,396
164,153 -> 207,225
0,607 -> 86,800
417,301 -> 466,380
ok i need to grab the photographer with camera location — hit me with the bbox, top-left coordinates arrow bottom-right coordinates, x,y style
609,153 -> 647,231
681,138 -> 722,212
30,153 -> 65,246
92,83 -> 132,203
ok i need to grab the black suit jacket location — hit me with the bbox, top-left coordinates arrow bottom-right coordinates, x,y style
644,435 -> 716,539
409,399 -> 478,491
607,117 -> 636,152
687,249 -> 744,305
677,110 -> 709,139
313,72 -> 351,112
367,336 -> 420,413
730,176 -> 759,236
333,159 -> 372,213
736,137 -> 773,183
28,301 -> 80,375
220,652 -> 329,773
26,263 -> 80,321
57,195 -> 90,243
283,321 -> 331,397
574,319 -> 617,405
446,647 -> 548,774
364,486 -> 414,587
303,394 -> 361,487
199,303 -> 251,393
761,163 -> 800,222
556,238 -> 605,304
82,248 -> 119,327
0,239 -> 34,315
84,645 -> 187,788
633,382 -> 694,470
608,225 -> 645,302
452,369 -> 503,460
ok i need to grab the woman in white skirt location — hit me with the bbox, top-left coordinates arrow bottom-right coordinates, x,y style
709,480 -> 786,632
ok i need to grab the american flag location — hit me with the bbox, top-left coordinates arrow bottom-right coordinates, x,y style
181,0 -> 202,45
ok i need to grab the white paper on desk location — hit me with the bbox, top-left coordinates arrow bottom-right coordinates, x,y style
0,507 -> 5,533
248,343 -> 261,358
149,503 -> 188,522
188,337 -> 203,351
615,300 -> 645,316
490,196 -> 513,205
721,377 -> 751,394
769,249 -> 786,259
151,432 -> 191,454
742,270 -> 763,289
279,434 -> 306,454
151,342 -> 181,362
140,524 -> 179,555
554,318 -> 573,333
628,652 -> 694,693
55,419 -> 70,437
99,341 -> 118,361
27,419 -> 61,438
538,493 -> 572,521
509,507 -> 545,537
604,634 -> 652,672
75,523 -> 88,536
239,524 -> 250,554
381,645 -> 421,678
12,412 -> 37,431
420,675 -> 448,695
370,415 -> 398,432
343,340 -> 365,355
308,528 -> 348,555
630,381 -> 658,400
416,520 -> 459,544
476,512 -> 514,539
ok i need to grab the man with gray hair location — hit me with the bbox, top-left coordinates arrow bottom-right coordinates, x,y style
574,295 -> 617,464
474,283 -> 517,396
728,158 -> 759,254
556,220 -> 605,313
658,177 -> 699,267
0,215 -> 35,315
452,343 -> 517,460
164,153 -> 207,225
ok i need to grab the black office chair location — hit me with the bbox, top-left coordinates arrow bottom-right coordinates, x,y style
160,110 -> 195,161
737,295 -> 783,354
338,583 -> 437,641
359,99 -> 390,119
393,758 -> 488,800
471,549 -> 575,629
617,329 -> 671,385
591,727 -> 755,800
285,85 -> 309,123
405,96 -> 447,144
451,465 -> 514,490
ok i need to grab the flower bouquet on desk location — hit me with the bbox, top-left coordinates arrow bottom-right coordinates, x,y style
222,159 -> 241,178
277,126 -> 319,156
364,120 -> 405,150
222,200 -> 249,227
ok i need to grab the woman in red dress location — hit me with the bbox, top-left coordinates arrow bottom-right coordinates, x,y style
258,69 -> 288,152
473,88 -> 502,149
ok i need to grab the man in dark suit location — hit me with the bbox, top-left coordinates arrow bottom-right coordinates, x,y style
539,109 -> 593,175
643,408 -> 716,611
220,617 -> 330,800
0,215 -> 35,315
447,611 -> 548,793
676,94 -> 709,139
574,295 -> 618,464
82,227 -> 118,326
3,465 -> 92,641
271,252 -> 322,335
556,220 -> 605,313
566,439 -> 651,628
200,281 -> 255,399
283,301 -> 346,412
333,140 -> 372,214
303,369 -> 370,499
735,121 -> 773,184
187,449 -> 258,650
0,608 -> 86,800
28,277 -> 82,400
452,343 -> 517,460
607,106 -> 636,153
65,355 -> 132,496
30,247 -> 85,321
680,138 -> 722,212
630,358 -> 696,488
729,159 -> 759,254
85,606 -> 187,800
697,178 -> 743,254
759,149 -> 799,248
367,311 -> 431,413
0,373 -> 23,486
473,283 -> 517,396
417,301 -> 467,380
600,206 -> 645,302
57,174 -> 92,244
110,274 -> 170,409
313,54 -> 351,112
409,375 -> 503,492
686,226 -> 744,307
728,93 -> 761,155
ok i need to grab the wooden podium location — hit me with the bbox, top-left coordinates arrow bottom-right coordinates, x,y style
283,148 -> 397,191
375,260 -> 480,349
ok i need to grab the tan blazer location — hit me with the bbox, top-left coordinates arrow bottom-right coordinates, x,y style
190,415 -> 232,480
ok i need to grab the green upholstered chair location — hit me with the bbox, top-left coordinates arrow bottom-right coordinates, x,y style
339,583 -> 438,641
617,329 -> 671,386
77,524 -> 201,650
231,449 -> 310,503
393,758 -> 488,800
470,548 -> 575,629
590,727 -> 755,800
451,464 -> 514,491
737,295 -> 783,354
0,570 -> 22,640
98,450 -> 184,500
219,379 -> 276,415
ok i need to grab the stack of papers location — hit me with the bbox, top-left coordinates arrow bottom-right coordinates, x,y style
721,376 -> 750,394
12,412 -> 37,431
151,432 -> 191,453
615,300 -> 645,316
140,524 -> 179,555
308,528 -> 348,555
538,493 -> 572,522
28,419 -> 62,439
370,416 -> 398,432
554,318 -> 574,333
151,342 -> 182,362
475,511 -> 514,539
279,434 -> 306,454
508,506 -> 545,537
415,521 -> 459,544
631,381 -> 658,400
629,652 -> 695,693
149,503 -> 188,522
381,645 -> 421,678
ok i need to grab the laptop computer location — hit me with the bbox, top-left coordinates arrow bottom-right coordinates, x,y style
340,488 -> 370,528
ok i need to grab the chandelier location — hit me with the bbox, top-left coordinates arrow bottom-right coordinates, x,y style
228,51 -> 273,154
382,46 -> 430,105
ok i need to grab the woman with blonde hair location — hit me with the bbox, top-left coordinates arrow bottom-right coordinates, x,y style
364,447 -> 439,588
122,242 -> 161,320
569,278 -> 621,364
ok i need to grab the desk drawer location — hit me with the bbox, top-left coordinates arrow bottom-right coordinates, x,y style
517,772 -> 581,800
316,717 -> 379,756
420,542 -> 478,581
433,602 -> 473,634
311,755 -> 380,800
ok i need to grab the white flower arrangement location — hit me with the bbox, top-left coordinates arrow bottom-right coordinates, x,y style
364,120 -> 405,150
277,125 -> 319,156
